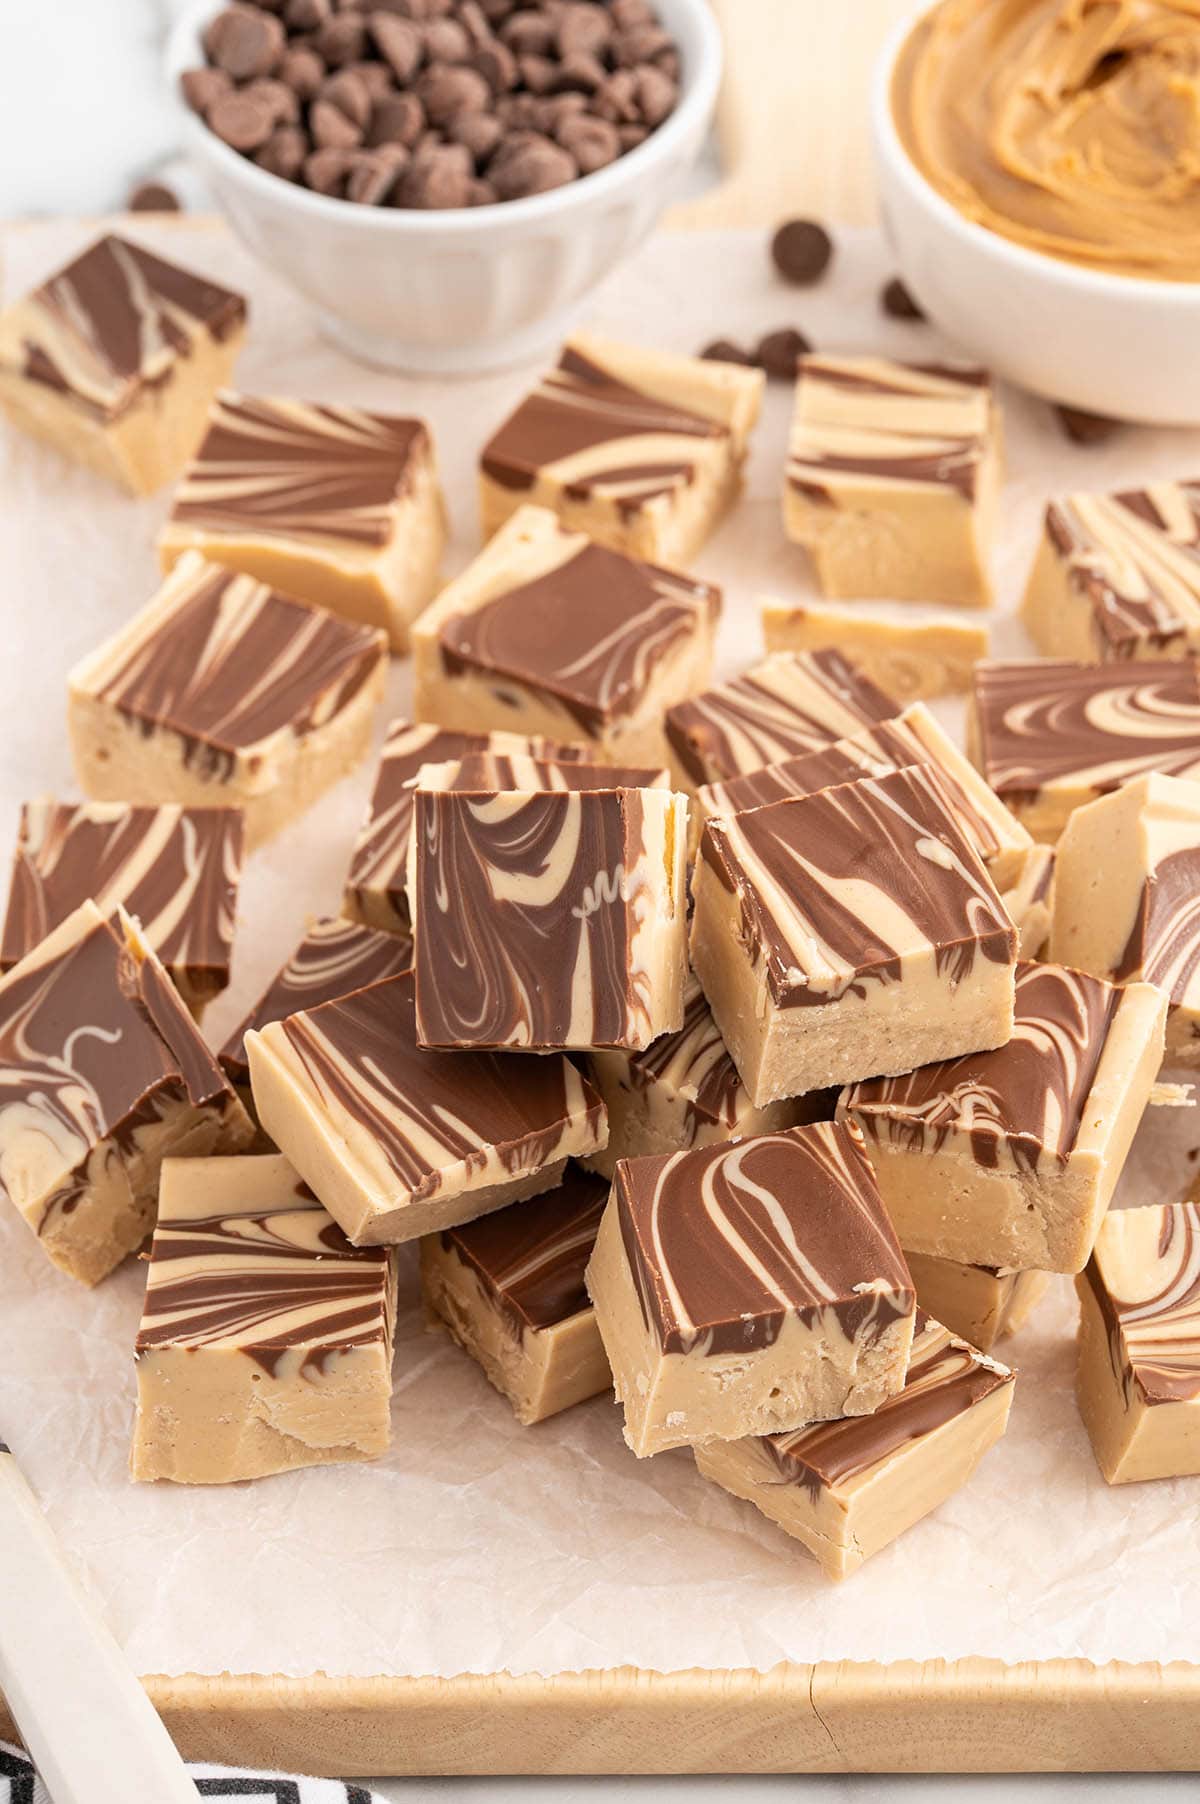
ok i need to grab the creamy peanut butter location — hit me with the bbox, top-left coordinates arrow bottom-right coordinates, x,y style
893,0 -> 1200,282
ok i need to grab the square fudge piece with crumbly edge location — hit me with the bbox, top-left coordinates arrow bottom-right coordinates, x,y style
585,1122 -> 916,1458
967,657 -> 1200,844
691,764 -> 1017,1107
245,969 -> 606,1246
783,356 -> 1001,607
343,719 -> 588,936
902,1252 -> 1049,1354
68,552 -> 386,850
691,700 -> 1032,886
664,649 -> 900,796
842,961 -> 1166,1274
420,1161 -> 612,1426
0,799 -> 243,1020
408,780 -> 688,1051
159,393 -> 447,652
413,505 -> 720,770
762,599 -> 990,702
1076,1201 -> 1200,1484
131,1153 -> 396,1485
1021,480 -> 1200,664
479,335 -> 763,566
694,1313 -> 1014,1580
583,973 -> 837,1181
0,234 -> 245,496
0,900 -> 252,1286
1051,772 -> 1200,1064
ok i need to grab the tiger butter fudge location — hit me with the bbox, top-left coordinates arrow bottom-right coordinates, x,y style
412,506 -> 720,769
762,600 -> 989,701
695,1314 -> 1014,1580
0,901 -> 252,1286
479,335 -> 763,566
1000,844 -> 1056,960
132,1154 -> 396,1484
1076,1201 -> 1200,1485
842,962 -> 1166,1273
420,1162 -> 611,1426
0,233 -> 245,495
0,799 -> 243,1017
968,657 -> 1200,842
1051,773 -> 1200,1063
902,1252 -> 1049,1354
691,764 -> 1017,1106
783,356 -> 1001,606
68,553 -> 386,849
409,780 -> 688,1051
584,974 -> 836,1180
343,720 -> 587,935
585,1123 -> 915,1458
1021,480 -> 1200,663
159,393 -> 447,651
245,970 -> 605,1245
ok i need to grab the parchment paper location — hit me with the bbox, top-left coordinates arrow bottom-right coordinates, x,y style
2,217 -> 1199,1679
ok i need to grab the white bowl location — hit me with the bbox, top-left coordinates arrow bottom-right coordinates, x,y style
166,0 -> 721,374
871,5 -> 1200,426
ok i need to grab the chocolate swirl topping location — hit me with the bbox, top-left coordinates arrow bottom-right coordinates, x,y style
1086,1202 -> 1200,1405
1110,786 -> 1200,1013
0,801 -> 242,989
0,234 -> 245,421
846,961 -> 1119,1171
169,393 -> 428,548
615,1122 -> 913,1356
667,651 -> 899,788
219,915 -> 413,1087
439,1162 -> 609,1334
438,542 -> 720,732
1045,481 -> 1200,657
700,765 -> 1015,1009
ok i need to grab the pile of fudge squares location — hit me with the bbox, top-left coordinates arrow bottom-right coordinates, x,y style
1,228 -> 1199,1585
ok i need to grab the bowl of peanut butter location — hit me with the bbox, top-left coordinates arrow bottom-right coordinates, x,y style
873,0 -> 1200,424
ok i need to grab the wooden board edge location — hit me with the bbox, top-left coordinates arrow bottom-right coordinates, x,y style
5,1661 -> 1197,1776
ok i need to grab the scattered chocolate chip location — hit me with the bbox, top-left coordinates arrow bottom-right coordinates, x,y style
278,45 -> 325,99
555,50 -> 607,93
285,0 -> 331,27
304,145 -> 357,194
555,112 -> 619,173
256,123 -> 309,178
447,107 -> 504,160
417,62 -> 491,122
881,275 -> 924,320
397,141 -> 475,206
557,4 -> 611,58
771,218 -> 833,286
209,87 -> 280,150
311,96 -> 365,147
206,5 -> 286,79
128,180 -> 182,213
753,326 -> 811,380
346,144 -> 410,202
490,133 -> 577,198
633,63 -> 675,125
500,12 -> 556,54
471,39 -> 518,91
367,90 -> 426,145
244,75 -> 302,124
593,69 -> 639,122
424,17 -> 470,60
322,68 -> 373,127
700,339 -> 752,366
347,59 -> 397,101
1056,404 -> 1120,445
518,53 -> 558,95
614,23 -> 673,66
315,13 -> 368,64
180,66 -> 233,116
370,13 -> 423,80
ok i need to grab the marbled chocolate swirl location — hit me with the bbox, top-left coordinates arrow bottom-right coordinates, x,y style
788,358 -> 992,505
614,1122 -> 913,1355
1046,481 -> 1200,658
440,1162 -> 608,1333
1087,1202 -> 1200,1405
170,393 -> 428,547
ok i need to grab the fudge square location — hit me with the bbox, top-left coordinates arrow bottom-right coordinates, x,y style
1021,479 -> 1200,663
1076,1201 -> 1200,1485
695,1313 -> 1014,1580
412,505 -> 721,769
690,764 -> 1017,1107
131,1154 -> 396,1484
68,552 -> 387,850
664,649 -> 900,794
762,599 -> 989,702
409,781 -> 688,1051
159,392 -> 447,652
967,657 -> 1200,843
842,961 -> 1167,1274
0,901 -> 252,1286
783,356 -> 1001,607
344,719 -> 587,936
1051,772 -> 1200,1064
583,973 -> 836,1180
245,969 -> 606,1245
479,334 -> 763,567
585,1122 -> 915,1458
903,1251 -> 1049,1354
420,1161 -> 612,1426
0,799 -> 243,1019
0,234 -> 245,495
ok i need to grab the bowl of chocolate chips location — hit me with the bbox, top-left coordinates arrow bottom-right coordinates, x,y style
169,0 -> 720,373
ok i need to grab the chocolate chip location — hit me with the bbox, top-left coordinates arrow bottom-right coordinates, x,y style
370,14 -> 423,81
457,2 -> 493,48
557,3 -> 611,57
417,62 -> 491,122
881,276 -> 924,320
471,39 -> 517,91
617,122 -> 647,150
447,108 -> 503,161
304,146 -> 357,194
700,339 -> 752,366
554,51 -> 607,93
322,68 -> 373,127
128,181 -> 182,213
245,76 -> 302,125
554,112 -> 620,173
518,53 -> 558,95
424,18 -> 471,59
209,88 -> 280,150
500,13 -> 556,55
347,59 -> 398,101
593,69 -> 639,122
771,218 -> 833,286
611,0 -> 655,22
633,64 -> 676,126
367,90 -> 426,145
396,141 -> 474,205
285,0 -> 331,27
346,144 -> 410,202
613,23 -> 673,65
278,45 -> 326,99
311,97 -> 365,147
256,124 -> 309,179
753,326 -> 811,380
315,13 -> 368,64
180,66 -> 233,116
468,177 -> 499,204
206,5 -> 286,79
490,133 -> 576,198
1056,404 -> 1120,445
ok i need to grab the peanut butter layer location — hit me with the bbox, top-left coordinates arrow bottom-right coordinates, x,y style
893,0 -> 1200,282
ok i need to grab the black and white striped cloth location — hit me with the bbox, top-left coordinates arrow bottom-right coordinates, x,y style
0,1744 -> 384,1803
